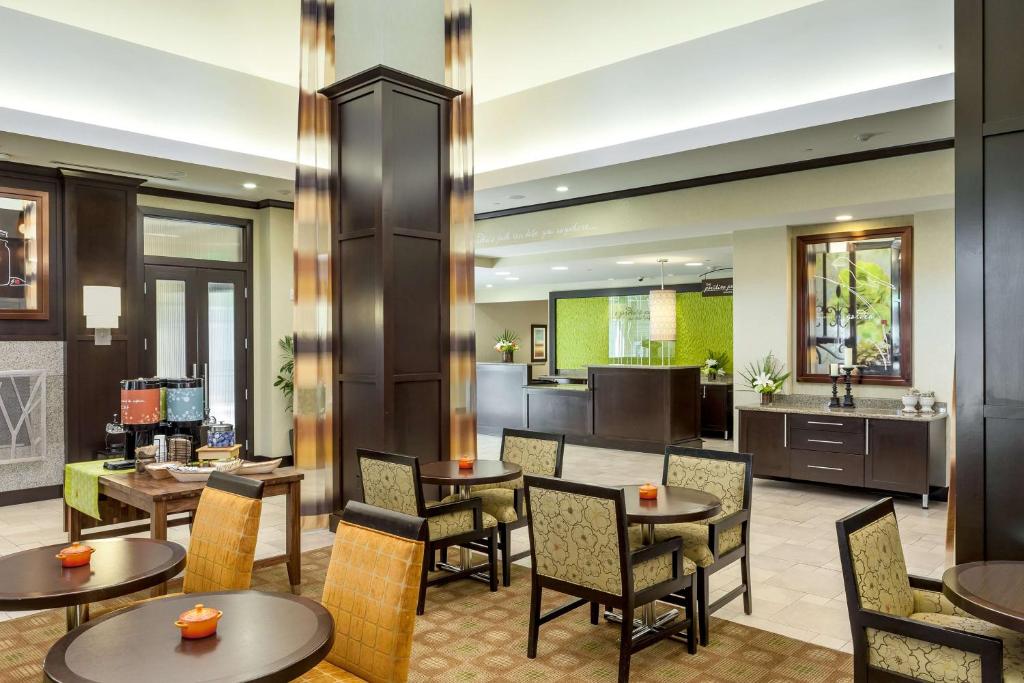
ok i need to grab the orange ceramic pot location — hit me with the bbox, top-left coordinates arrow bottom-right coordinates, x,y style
638,483 -> 659,500
56,542 -> 94,568
174,604 -> 223,639
458,457 -> 474,470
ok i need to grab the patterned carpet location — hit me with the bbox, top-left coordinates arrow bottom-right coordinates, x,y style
1,546 -> 853,682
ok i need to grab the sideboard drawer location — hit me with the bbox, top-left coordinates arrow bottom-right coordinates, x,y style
789,413 -> 864,433
790,449 -> 864,486
789,428 -> 865,454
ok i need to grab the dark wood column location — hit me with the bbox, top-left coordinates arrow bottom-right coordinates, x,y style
61,170 -> 145,462
322,66 -> 458,504
955,0 -> 1024,561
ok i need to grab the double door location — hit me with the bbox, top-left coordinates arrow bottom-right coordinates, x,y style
142,265 -> 248,447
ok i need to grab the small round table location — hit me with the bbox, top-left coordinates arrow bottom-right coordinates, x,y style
43,590 -> 335,683
619,484 -> 721,634
0,538 -> 186,630
943,561 -> 1024,633
419,459 -> 522,573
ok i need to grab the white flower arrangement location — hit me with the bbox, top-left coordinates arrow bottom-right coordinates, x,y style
740,352 -> 790,395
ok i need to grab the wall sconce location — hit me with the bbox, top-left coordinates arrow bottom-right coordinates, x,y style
83,285 -> 120,345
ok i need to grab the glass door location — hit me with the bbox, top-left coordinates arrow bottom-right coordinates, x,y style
143,265 -> 249,447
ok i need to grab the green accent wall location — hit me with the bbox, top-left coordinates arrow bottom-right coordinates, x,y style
555,292 -> 733,371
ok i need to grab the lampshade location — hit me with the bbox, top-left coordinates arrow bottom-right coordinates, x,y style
649,288 -> 676,341
83,286 -> 121,329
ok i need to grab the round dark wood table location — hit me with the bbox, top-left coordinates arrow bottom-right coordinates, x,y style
419,459 -> 522,572
620,484 -> 721,632
0,538 -> 186,630
943,561 -> 1024,632
43,590 -> 335,683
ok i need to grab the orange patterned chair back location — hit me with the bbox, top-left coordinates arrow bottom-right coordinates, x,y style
182,471 -> 264,594
321,501 -> 427,682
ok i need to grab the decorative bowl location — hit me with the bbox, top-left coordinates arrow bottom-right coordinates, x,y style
168,459 -> 241,483
174,603 -> 222,639
237,458 -> 283,475
639,483 -> 659,500
145,462 -> 176,480
56,542 -> 94,568
212,458 -> 242,473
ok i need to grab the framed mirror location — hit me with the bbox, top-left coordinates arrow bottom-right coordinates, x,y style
0,187 -> 49,320
796,226 -> 912,385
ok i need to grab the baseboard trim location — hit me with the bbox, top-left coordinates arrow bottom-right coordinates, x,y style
0,484 -> 63,507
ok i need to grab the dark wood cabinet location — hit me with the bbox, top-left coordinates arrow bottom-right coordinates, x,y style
739,408 -> 945,507
701,382 -> 733,438
738,410 -> 789,479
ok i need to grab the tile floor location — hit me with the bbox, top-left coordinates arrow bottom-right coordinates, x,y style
0,435 -> 949,653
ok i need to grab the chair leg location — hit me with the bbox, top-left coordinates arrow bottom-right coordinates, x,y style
685,580 -> 697,655
417,543 -> 430,616
590,601 -> 599,625
527,581 -> 542,658
489,529 -> 498,592
697,566 -> 710,646
741,552 -> 753,615
617,603 -> 633,683
500,524 -> 512,587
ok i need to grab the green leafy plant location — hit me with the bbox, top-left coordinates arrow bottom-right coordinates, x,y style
493,329 -> 520,353
739,352 -> 790,395
702,349 -> 730,377
273,335 -> 294,412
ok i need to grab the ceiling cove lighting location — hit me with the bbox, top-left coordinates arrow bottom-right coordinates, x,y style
616,261 -> 634,265
243,182 -> 258,189
684,262 -> 703,267
495,271 -> 511,276
505,277 -> 520,281
649,259 -> 676,343
551,266 -> 568,271
485,284 -> 493,288
835,214 -> 853,221
555,185 -> 569,192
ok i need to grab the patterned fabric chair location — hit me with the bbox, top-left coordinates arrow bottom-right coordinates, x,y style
358,449 -> 498,614
296,501 -> 427,683
837,498 -> 1024,682
442,429 -> 565,586
645,447 -> 752,646
524,475 -> 698,683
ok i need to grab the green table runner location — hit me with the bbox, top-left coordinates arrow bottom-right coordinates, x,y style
64,460 -> 131,520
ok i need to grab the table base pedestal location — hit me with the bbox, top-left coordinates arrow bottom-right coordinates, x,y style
65,604 -> 89,631
604,606 -> 681,640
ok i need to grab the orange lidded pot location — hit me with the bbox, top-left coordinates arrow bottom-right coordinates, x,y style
56,542 -> 94,568
638,483 -> 658,500
458,457 -> 474,470
174,603 -> 223,639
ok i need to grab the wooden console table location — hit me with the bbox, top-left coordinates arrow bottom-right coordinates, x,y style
65,468 -> 304,595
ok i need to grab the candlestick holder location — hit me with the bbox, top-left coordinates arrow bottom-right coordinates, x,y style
841,366 -> 856,408
828,375 -> 841,408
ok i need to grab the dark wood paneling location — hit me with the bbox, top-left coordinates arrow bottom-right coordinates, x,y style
137,186 -> 294,211
700,383 -> 733,438
0,484 -> 62,507
589,366 -> 701,451
956,0 -> 1024,561
525,387 -> 591,436
324,66 -> 455,508
738,410 -> 789,478
477,363 -> 531,434
789,413 -> 864,433
788,429 -> 865,455
865,420 -> 928,495
62,170 -> 144,461
789,449 -> 864,487
0,165 -> 62,340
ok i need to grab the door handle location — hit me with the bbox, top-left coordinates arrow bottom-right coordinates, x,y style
807,464 -> 843,471
807,421 -> 843,426
807,439 -> 843,445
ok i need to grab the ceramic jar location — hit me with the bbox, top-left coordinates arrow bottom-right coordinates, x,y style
207,423 -> 235,448
174,603 -> 223,639
56,542 -> 94,568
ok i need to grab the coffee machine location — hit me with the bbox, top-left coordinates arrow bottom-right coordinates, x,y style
119,378 -> 163,458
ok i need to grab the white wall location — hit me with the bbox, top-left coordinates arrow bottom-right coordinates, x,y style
475,300 -> 549,374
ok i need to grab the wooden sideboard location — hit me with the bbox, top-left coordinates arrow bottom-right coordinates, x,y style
738,407 -> 946,508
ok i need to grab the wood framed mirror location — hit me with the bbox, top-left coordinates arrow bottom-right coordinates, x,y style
796,226 -> 912,385
0,186 -> 49,320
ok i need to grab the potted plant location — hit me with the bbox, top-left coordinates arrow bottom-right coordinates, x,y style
740,352 -> 791,405
494,329 -> 520,363
273,335 -> 294,454
702,349 -> 729,380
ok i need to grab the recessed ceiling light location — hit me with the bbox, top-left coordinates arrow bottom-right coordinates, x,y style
555,185 -> 569,192
684,262 -> 703,267
616,261 -> 634,265
835,214 -> 853,221
485,284 -> 493,288
505,277 -> 519,281
495,271 -> 511,276
607,278 -> 615,281
243,182 -> 257,190
551,266 -> 568,271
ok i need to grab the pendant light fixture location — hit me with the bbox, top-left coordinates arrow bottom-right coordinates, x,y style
649,259 -> 676,342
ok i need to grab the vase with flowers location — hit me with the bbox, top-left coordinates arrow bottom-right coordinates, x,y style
702,349 -> 729,380
494,329 -> 520,363
740,352 -> 791,405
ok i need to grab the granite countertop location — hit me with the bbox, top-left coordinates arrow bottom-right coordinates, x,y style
525,383 -> 589,392
587,364 -> 701,370
738,394 -> 947,422
701,376 -> 732,386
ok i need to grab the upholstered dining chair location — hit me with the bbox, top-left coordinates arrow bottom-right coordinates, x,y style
837,498 -> 1024,682
644,446 -> 752,646
442,428 -> 565,586
358,449 -> 498,614
524,475 -> 697,683
296,501 -> 427,683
